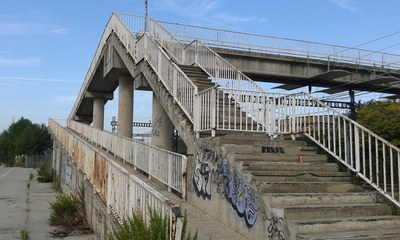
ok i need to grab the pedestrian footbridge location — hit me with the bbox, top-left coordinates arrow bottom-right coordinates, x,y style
49,13 -> 400,239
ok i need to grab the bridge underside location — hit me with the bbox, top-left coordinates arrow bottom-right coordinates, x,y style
215,47 -> 400,96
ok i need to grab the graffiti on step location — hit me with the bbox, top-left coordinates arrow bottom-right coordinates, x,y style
194,144 -> 259,228
217,159 -> 259,228
266,215 -> 285,240
193,148 -> 216,199
262,146 -> 285,154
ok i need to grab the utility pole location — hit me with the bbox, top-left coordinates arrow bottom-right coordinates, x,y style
144,0 -> 148,32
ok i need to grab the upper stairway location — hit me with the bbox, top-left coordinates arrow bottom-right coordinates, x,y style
178,65 -> 215,92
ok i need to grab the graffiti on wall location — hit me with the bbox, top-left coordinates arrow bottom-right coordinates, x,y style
266,215 -> 285,240
194,143 -> 259,228
193,153 -> 212,199
217,159 -> 259,228
152,117 -> 162,137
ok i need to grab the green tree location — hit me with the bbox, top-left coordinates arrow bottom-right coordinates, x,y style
356,100 -> 400,147
0,117 -> 52,166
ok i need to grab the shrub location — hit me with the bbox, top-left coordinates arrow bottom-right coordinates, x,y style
20,229 -> 30,240
37,165 -> 52,183
108,208 -> 198,240
49,194 -> 77,226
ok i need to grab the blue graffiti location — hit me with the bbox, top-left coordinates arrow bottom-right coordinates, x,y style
219,160 -> 259,228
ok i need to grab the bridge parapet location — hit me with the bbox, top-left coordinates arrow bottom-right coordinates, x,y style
67,119 -> 187,197
49,119 -> 184,238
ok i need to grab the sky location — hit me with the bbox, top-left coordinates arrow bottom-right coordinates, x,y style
1,0 -> 400,132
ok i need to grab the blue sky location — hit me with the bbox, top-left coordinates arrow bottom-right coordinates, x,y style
1,0 -> 400,132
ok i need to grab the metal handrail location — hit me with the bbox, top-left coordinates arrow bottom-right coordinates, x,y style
115,14 -> 198,123
48,119 -> 183,236
291,93 -> 400,207
157,19 -> 400,69
66,119 -> 187,196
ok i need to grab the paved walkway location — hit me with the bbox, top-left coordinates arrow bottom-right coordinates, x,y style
0,167 -> 96,240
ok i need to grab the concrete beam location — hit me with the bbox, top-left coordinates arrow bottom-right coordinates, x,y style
85,91 -> 113,100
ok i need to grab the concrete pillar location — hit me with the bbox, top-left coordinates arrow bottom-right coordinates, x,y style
118,74 -> 134,138
151,93 -> 174,150
93,98 -> 105,130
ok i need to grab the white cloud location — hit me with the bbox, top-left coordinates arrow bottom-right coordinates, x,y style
0,22 -> 69,35
214,13 -> 267,24
51,28 -> 69,35
328,0 -> 361,12
153,0 -> 266,26
54,95 -> 77,104
0,57 -> 42,67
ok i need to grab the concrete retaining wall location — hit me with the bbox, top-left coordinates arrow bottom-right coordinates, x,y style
52,142 -> 119,240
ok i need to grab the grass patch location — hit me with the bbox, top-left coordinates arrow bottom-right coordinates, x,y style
49,186 -> 87,227
37,165 -> 52,183
108,208 -> 198,240
20,229 -> 30,240
29,173 -> 34,181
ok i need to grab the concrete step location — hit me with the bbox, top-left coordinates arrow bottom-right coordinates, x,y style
260,182 -> 363,193
251,172 -> 350,183
222,144 -> 320,155
266,192 -> 376,207
292,215 -> 400,236
232,153 -> 327,162
219,134 -> 308,146
243,162 -> 339,172
282,203 -> 391,221
297,227 -> 400,240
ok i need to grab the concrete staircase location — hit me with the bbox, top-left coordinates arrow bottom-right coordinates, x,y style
178,65 -> 215,92
219,132 -> 400,240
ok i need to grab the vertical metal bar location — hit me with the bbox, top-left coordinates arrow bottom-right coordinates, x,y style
383,144 -> 387,192
368,134 -> 372,180
344,120 -> 348,164
376,138 -> 379,186
354,125 -> 360,172
211,88 -> 216,137
362,131 -> 366,176
327,108 -> 331,150
333,115 -> 336,155
350,123 -> 353,168
168,155 -> 172,192
390,147 -> 394,198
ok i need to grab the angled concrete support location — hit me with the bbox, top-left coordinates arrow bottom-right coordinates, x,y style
151,93 -> 174,151
118,74 -> 134,138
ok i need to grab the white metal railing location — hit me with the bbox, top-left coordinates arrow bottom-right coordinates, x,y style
67,120 -> 187,196
48,119 -> 182,239
196,87 -> 303,134
282,94 -> 400,208
115,14 -> 197,122
135,32 -> 198,120
157,20 -> 400,69
150,19 -> 185,64
196,88 -> 400,207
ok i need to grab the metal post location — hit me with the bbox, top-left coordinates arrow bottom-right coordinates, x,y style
349,90 -> 355,120
144,0 -> 148,32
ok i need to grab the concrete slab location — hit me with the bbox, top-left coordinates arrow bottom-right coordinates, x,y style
0,166 -> 98,240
